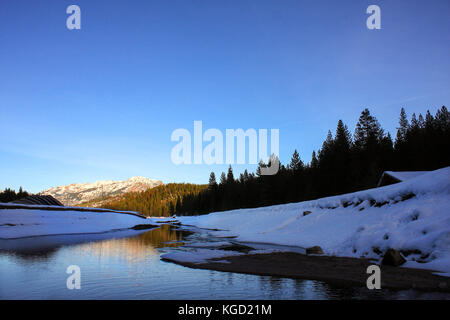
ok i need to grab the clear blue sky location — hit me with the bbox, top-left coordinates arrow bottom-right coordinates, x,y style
1,0 -> 449,193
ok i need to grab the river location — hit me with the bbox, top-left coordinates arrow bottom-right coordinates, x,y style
0,225 -> 440,299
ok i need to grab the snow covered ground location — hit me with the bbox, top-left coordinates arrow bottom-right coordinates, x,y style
0,206 -> 158,239
2,168 -> 448,276
179,167 -> 450,275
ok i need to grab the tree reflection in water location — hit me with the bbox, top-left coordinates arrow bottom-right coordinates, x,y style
1,225 -> 188,264
73,225 -> 187,263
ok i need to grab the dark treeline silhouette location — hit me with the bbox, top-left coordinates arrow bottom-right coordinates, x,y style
175,106 -> 449,216
0,187 -> 30,203
102,183 -> 207,217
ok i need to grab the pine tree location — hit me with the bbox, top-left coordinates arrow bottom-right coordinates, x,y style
395,108 -> 409,145
220,172 -> 227,185
101,106 -> 450,217
226,165 -> 234,183
425,110 -> 434,128
418,114 -> 425,128
243,169 -> 249,182
435,106 -> 449,129
208,172 -> 217,189
256,160 -> 265,177
289,149 -> 303,171
410,113 -> 419,130
354,108 -> 384,149
310,151 -> 318,168
322,130 -> 333,151
335,120 -> 352,151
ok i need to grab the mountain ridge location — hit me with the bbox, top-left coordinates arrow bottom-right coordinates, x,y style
40,176 -> 163,206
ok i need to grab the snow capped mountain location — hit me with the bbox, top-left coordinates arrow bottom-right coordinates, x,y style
40,177 -> 163,206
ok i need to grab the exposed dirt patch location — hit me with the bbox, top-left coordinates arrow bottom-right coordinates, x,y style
165,252 -> 450,292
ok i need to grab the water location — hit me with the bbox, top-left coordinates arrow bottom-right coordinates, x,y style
0,225 -> 442,299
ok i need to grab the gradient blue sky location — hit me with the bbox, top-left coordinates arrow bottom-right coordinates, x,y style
1,0 -> 449,193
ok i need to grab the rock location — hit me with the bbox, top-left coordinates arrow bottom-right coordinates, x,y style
372,247 -> 382,255
306,246 -> 324,255
382,249 -> 406,266
219,244 -> 254,253
303,210 -> 312,216
131,224 -> 158,230
342,201 -> 352,208
400,249 -> 422,257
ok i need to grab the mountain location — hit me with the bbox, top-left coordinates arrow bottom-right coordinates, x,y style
40,177 -> 163,207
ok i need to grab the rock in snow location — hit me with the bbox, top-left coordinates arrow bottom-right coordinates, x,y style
382,249 -> 407,266
306,246 -> 324,255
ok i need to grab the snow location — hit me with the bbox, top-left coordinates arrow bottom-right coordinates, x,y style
179,167 -> 450,274
0,206 -> 156,239
40,176 -> 163,206
384,171 -> 428,182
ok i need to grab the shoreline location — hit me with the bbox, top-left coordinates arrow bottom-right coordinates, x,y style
162,251 -> 450,293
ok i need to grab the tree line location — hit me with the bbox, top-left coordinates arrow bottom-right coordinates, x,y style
2,106 -> 448,218
0,187 -> 29,203
102,183 -> 207,217
174,106 -> 449,215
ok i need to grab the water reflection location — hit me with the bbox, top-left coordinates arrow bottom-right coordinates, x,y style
0,248 -> 60,264
1,225 -> 447,299
73,225 -> 185,263
0,225 -> 184,262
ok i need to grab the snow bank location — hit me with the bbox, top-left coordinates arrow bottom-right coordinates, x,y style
179,167 -> 450,274
0,206 -> 157,239
384,171 -> 427,182
0,202 -> 144,217
161,246 -> 298,265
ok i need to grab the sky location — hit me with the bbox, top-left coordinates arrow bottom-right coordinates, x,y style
0,0 -> 449,193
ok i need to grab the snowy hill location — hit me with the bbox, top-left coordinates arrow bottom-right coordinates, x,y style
40,176 -> 163,206
180,167 -> 450,274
